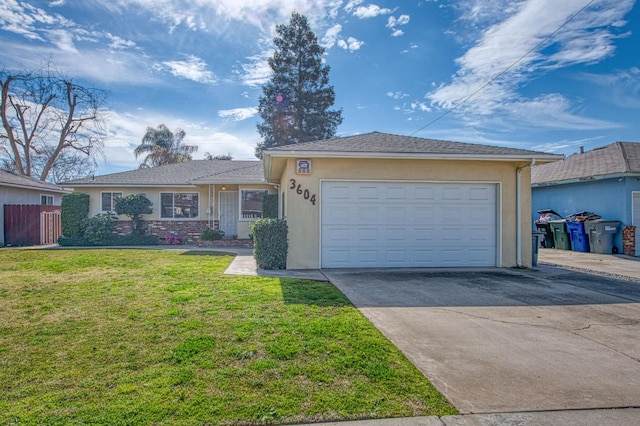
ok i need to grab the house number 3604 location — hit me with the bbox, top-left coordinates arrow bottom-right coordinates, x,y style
289,179 -> 316,205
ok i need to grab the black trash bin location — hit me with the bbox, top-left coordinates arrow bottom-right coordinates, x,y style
585,220 -> 621,254
535,209 -> 562,248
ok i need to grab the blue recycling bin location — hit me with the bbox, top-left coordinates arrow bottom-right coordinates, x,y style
566,221 -> 589,252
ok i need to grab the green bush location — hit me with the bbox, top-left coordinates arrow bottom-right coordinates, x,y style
252,218 -> 288,270
201,227 -> 225,241
57,233 -> 158,247
114,194 -> 153,235
83,213 -> 116,245
262,194 -> 278,219
57,236 -> 90,246
60,192 -> 89,237
104,234 -> 158,246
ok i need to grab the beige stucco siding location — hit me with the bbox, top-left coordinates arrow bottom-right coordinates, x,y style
280,157 -> 533,269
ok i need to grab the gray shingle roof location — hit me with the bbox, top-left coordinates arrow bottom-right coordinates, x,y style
531,142 -> 640,185
63,160 -> 265,186
266,131 -> 558,157
0,169 -> 67,193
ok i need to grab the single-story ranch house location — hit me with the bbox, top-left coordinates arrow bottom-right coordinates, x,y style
65,132 -> 561,269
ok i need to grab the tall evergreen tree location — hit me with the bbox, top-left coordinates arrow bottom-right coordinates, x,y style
256,12 -> 343,158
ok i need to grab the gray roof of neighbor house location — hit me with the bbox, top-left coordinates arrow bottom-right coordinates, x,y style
0,169 -> 67,193
532,142 -> 640,186
62,160 -> 265,187
264,131 -> 563,182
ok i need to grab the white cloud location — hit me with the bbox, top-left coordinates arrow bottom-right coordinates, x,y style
106,33 -> 136,50
104,0 -> 338,34
427,0 -> 634,129
387,14 -> 410,37
351,4 -> 392,19
322,24 -> 342,48
387,14 -> 410,28
387,91 -> 409,99
337,36 -> 364,51
344,0 -> 364,13
160,55 -> 216,84
578,67 -> 640,109
238,49 -> 273,86
218,107 -> 258,121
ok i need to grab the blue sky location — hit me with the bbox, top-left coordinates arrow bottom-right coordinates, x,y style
1,0 -> 638,175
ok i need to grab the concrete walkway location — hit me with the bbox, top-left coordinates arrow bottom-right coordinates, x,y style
538,248 -> 640,281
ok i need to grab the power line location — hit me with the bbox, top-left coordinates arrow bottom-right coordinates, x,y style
409,0 -> 597,137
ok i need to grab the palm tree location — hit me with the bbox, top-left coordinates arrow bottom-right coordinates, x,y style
134,124 -> 198,168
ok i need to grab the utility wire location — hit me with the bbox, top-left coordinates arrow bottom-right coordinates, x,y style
409,0 -> 597,137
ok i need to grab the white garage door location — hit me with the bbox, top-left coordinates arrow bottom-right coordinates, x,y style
321,181 -> 498,268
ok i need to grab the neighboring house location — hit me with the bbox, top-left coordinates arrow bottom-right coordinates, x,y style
262,132 -> 561,269
0,169 -> 67,246
62,160 -> 272,242
531,141 -> 640,256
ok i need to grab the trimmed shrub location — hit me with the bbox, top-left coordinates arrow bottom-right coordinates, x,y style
262,194 -> 278,219
83,213 -> 116,245
252,218 -> 288,270
61,192 -> 89,237
57,233 -> 158,247
201,227 -> 225,241
57,236 -> 90,246
114,194 -> 153,235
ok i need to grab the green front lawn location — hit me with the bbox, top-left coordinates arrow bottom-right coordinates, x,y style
0,249 -> 456,425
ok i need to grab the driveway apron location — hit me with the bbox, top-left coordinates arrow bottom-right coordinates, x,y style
323,266 -> 640,414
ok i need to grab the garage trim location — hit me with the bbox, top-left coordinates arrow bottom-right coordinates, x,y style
319,179 -> 502,268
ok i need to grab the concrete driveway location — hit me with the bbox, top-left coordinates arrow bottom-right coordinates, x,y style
323,265 -> 640,415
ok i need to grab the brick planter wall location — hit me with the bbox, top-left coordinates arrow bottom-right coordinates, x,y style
623,226 -> 636,256
112,220 -> 252,247
114,220 -> 208,244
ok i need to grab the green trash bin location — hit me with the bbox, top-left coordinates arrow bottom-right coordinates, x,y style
585,220 -> 620,254
549,220 -> 571,250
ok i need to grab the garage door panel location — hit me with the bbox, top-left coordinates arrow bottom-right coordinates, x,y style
321,181 -> 497,268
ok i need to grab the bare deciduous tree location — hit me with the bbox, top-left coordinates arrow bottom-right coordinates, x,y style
0,63 -> 108,182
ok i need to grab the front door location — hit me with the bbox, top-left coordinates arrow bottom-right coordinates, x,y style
218,191 -> 238,237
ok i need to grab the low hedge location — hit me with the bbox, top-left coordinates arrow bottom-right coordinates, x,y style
58,234 -> 159,247
252,218 -> 288,270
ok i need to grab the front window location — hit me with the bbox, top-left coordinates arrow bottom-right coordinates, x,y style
41,195 -> 54,205
101,192 -> 122,211
241,189 -> 268,219
161,192 -> 199,219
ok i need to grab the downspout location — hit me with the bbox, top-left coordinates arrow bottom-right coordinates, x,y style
516,159 -> 536,267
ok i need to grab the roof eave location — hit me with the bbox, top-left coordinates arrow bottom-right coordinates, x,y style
265,150 -> 563,162
1,181 -> 68,193
63,183 -> 199,188
532,172 -> 640,187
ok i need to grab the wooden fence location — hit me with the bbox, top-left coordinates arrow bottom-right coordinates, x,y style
4,204 -> 62,246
